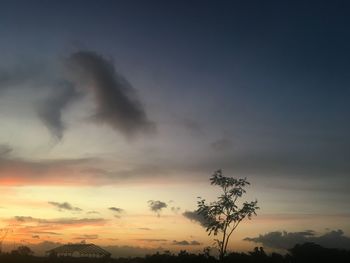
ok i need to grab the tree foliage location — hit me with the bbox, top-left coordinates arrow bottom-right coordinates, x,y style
11,246 -> 34,256
197,170 -> 259,260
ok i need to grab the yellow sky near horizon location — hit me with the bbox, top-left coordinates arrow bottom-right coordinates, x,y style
1,182 -> 350,255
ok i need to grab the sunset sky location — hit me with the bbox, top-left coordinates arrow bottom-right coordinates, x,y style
1,0 -> 350,257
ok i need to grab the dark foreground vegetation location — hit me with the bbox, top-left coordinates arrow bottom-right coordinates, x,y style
1,243 -> 350,263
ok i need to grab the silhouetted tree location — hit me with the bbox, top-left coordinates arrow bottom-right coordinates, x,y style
202,246 -> 212,259
197,169 -> 259,261
11,245 -> 34,256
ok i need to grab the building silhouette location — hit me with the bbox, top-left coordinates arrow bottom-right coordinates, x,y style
46,243 -> 111,258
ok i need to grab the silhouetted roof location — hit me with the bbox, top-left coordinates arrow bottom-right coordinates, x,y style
47,243 -> 111,256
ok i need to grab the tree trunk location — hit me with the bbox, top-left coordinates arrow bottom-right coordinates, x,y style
219,242 -> 225,261
219,251 -> 224,261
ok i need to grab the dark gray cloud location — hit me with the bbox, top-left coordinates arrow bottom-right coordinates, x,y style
182,210 -> 211,228
1,51 -> 155,140
66,50 -> 156,138
148,200 -> 167,216
37,81 -> 79,140
172,240 -> 201,246
244,229 -> 350,250
48,201 -> 82,212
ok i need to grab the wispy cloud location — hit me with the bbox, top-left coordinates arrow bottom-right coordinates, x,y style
170,206 -> 181,214
13,216 -> 106,227
108,207 -> 124,213
109,207 -> 124,218
87,211 -> 100,215
0,155 -> 99,186
0,144 -> 12,156
37,81 -> 79,140
0,60 -> 49,90
211,138 -> 233,151
48,201 -> 82,212
29,231 -> 61,236
73,234 -> 99,240
136,238 -> 167,242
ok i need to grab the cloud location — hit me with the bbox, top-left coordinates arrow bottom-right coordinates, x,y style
0,51 -> 155,140
3,148 -> 348,192
14,216 -> 35,222
182,210 -> 212,228
13,216 -> 106,227
0,60 -> 74,140
0,155 -> 104,186
172,240 -> 201,246
0,144 -> 12,157
171,206 -> 181,214
0,61 -> 48,90
87,211 -> 100,214
109,207 -> 124,213
48,201 -> 82,212
37,81 -> 79,140
109,207 -> 124,218
137,228 -> 151,231
30,231 -> 61,236
181,118 -> 203,134
244,229 -> 350,250
66,50 -> 156,138
73,234 -> 98,240
136,239 -> 167,242
0,152 -> 184,186
148,200 -> 167,216
12,225 -> 63,238
211,138 -> 233,151
106,238 -> 119,241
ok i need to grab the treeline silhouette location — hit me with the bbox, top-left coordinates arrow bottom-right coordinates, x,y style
1,243 -> 350,263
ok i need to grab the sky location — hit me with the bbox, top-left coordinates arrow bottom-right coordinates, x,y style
1,0 -> 350,257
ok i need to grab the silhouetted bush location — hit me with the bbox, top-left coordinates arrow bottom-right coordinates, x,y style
1,243 -> 350,263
